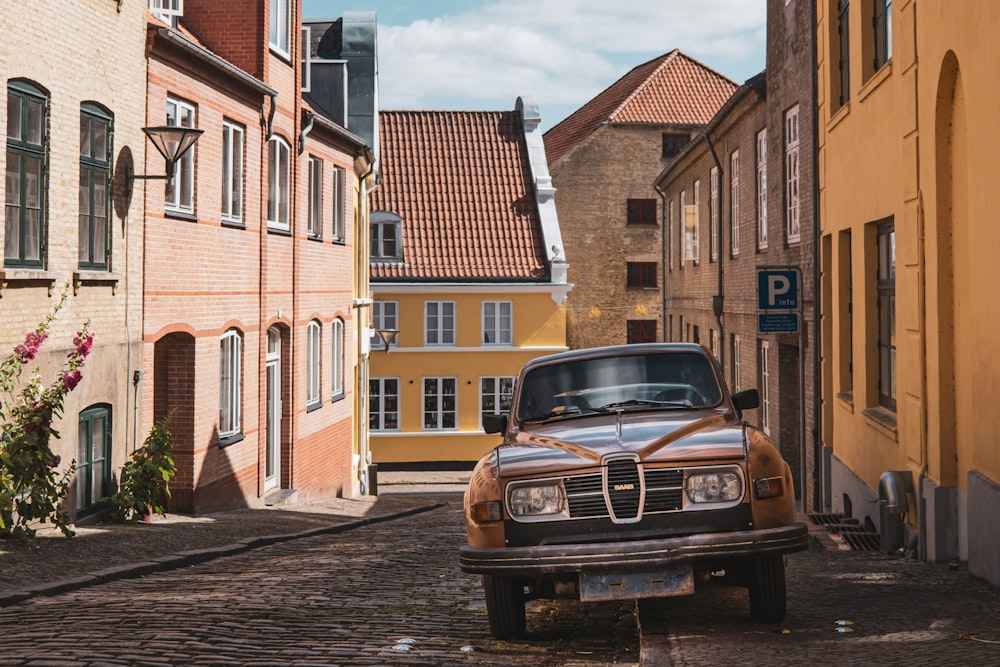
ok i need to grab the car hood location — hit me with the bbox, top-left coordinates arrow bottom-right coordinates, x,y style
497,410 -> 746,478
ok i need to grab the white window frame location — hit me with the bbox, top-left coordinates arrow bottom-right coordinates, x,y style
785,105 -> 800,243
301,26 -> 312,92
222,120 -> 243,222
760,340 -> 771,434
372,300 -> 398,350
307,156 -> 322,238
371,212 -> 402,260
732,334 -> 742,392
668,199 -> 675,271
370,378 -> 399,431
480,376 -> 515,428
423,377 -> 457,431
332,166 -> 346,242
757,128 -> 768,250
682,186 -> 699,264
730,149 -> 740,257
269,0 -> 291,57
220,330 -> 241,437
709,167 -> 719,262
710,328 -> 719,359
267,136 -> 290,230
165,97 -> 195,213
149,0 -> 182,26
331,318 -> 344,398
425,301 -> 456,346
482,301 -> 512,346
306,320 -> 321,406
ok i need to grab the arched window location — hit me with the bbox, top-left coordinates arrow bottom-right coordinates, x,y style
79,103 -> 113,270
77,405 -> 111,514
267,136 -> 291,229
220,329 -> 242,437
307,320 -> 321,406
5,80 -> 48,268
332,318 -> 344,397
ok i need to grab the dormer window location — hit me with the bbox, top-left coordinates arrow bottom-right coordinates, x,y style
371,211 -> 403,261
149,0 -> 183,28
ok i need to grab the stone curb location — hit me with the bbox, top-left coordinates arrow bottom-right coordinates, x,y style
0,502 -> 443,608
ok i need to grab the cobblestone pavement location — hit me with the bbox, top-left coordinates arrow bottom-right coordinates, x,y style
0,473 -> 639,666
2,473 -> 999,666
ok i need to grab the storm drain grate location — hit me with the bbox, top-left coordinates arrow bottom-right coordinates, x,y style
808,513 -> 881,552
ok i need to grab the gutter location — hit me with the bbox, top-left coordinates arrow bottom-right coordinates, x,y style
155,28 -> 277,98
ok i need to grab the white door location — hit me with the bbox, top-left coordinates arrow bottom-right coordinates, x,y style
265,328 -> 281,491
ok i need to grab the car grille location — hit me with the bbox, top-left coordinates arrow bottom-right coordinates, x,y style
563,463 -> 685,522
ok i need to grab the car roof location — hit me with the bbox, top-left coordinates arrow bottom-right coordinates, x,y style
521,343 -> 711,372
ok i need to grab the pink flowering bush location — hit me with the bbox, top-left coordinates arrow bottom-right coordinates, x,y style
0,297 -> 92,541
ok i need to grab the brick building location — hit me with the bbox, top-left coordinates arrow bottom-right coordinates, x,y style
543,51 -> 736,350
2,0 -> 149,519
140,2 -> 376,511
653,0 -> 818,511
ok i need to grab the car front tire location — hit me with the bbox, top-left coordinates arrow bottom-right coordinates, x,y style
748,555 -> 787,622
483,574 -> 526,639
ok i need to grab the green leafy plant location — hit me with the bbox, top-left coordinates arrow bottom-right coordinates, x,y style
109,416 -> 176,522
0,293 -> 91,541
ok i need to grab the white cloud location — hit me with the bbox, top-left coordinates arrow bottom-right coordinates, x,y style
372,0 -> 765,127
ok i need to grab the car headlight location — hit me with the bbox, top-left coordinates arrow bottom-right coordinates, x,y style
508,483 -> 566,519
685,470 -> 743,504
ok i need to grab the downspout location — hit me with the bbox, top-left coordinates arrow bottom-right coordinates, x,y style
299,110 -> 315,155
355,146 -> 378,494
655,182 -> 668,341
265,93 -> 276,141
810,0 -> 824,512
913,7 -> 929,560
703,133 -> 725,367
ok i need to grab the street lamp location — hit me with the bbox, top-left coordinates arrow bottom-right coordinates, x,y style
123,125 -> 204,199
374,329 -> 398,353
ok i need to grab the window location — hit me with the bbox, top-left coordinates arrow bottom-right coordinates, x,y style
369,378 -> 399,430
668,199 -> 675,271
756,129 -> 768,249
149,0 -> 182,26
785,106 -> 800,243
627,320 -> 657,344
837,0 -> 851,107
331,318 -> 344,398
371,211 -> 401,260
301,26 -> 312,92
332,166 -> 346,242
425,301 -> 456,346
483,301 -> 512,345
77,406 -> 111,514
372,300 -> 398,350
683,185 -> 699,264
221,120 -> 243,222
220,330 -> 242,437
423,377 -> 457,430
730,150 -> 740,257
267,136 -> 290,229
165,97 -> 195,213
307,320 -> 321,406
662,133 -> 689,159
839,230 -> 854,394
710,328 -> 719,359
626,262 -> 657,288
759,340 -> 771,433
5,82 -> 47,268
874,0 -> 892,71
481,376 -> 515,427
79,105 -> 111,270
731,334 -> 742,391
307,156 -> 322,238
269,0 -> 290,56
709,166 -> 719,262
876,219 -> 895,411
627,198 -> 657,225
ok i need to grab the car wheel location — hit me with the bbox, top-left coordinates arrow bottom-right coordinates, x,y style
483,575 -> 526,639
748,556 -> 787,622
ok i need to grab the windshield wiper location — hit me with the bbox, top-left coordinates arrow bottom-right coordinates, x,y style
596,399 -> 692,412
520,405 -> 594,422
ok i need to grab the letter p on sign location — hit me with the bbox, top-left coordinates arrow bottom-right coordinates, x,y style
757,269 -> 798,310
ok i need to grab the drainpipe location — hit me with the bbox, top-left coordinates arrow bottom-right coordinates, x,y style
299,111 -> 315,155
703,133 -> 725,367
655,182 -> 668,341
810,0 -> 823,512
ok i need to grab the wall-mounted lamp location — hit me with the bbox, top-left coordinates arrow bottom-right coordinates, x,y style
123,125 -> 204,199
374,329 -> 399,353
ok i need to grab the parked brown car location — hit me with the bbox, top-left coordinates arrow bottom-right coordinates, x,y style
460,343 -> 808,639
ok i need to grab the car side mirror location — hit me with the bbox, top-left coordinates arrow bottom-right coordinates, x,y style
732,389 -> 760,418
483,413 -> 508,435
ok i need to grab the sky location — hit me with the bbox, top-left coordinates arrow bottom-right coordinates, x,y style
302,0 -> 766,133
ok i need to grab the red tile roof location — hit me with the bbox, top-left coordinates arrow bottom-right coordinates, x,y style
372,109 -> 549,281
543,50 -> 738,164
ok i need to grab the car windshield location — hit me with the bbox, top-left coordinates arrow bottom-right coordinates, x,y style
517,352 -> 723,422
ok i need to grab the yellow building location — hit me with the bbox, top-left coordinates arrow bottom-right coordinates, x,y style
369,98 -> 571,467
818,0 -> 1000,585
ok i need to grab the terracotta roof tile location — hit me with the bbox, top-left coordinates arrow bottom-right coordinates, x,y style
372,109 -> 549,281
543,50 -> 738,164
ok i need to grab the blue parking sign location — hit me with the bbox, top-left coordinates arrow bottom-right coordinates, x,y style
757,269 -> 799,310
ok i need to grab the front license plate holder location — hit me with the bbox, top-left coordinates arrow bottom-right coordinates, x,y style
579,564 -> 695,601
